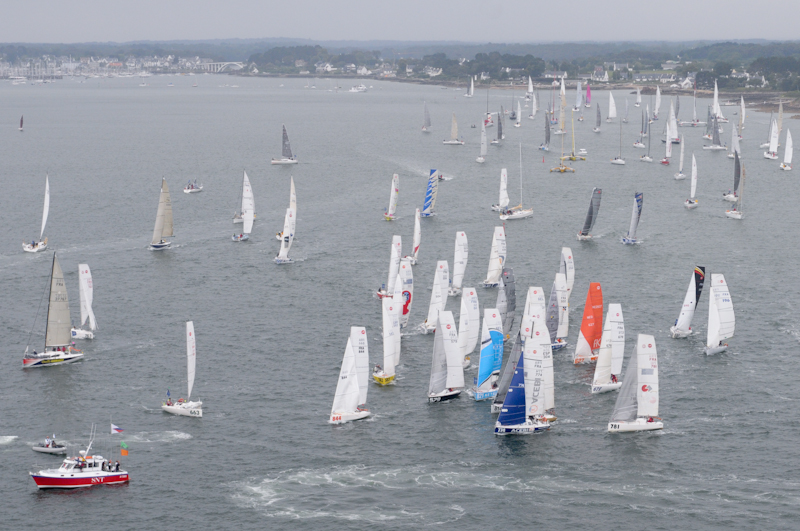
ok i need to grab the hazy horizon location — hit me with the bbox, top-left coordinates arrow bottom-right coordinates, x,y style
2,1 -> 798,45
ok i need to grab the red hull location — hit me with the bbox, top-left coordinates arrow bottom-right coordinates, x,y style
31,473 -> 129,489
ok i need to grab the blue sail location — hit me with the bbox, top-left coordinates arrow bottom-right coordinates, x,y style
497,351 -> 525,426
490,329 -> 504,374
421,171 -> 438,217
477,334 -> 495,387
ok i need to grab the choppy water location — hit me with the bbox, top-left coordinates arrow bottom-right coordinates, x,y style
1,76 -> 798,529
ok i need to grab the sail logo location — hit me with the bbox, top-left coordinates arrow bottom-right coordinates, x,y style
641,384 -> 651,392
446,324 -> 451,330
361,330 -> 365,334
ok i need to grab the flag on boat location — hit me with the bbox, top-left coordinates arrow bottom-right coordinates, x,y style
111,424 -> 123,434
120,441 -> 129,456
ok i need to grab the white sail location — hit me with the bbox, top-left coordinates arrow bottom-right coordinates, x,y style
593,304 -> 624,385
479,122 -> 487,157
527,76 -> 533,94
451,232 -> 468,292
740,96 -> 746,127
398,258 -> 413,328
45,255 -> 72,348
498,168 -> 509,209
706,274 -> 735,348
391,274 -> 403,364
410,208 -> 421,260
534,319 -> 555,411
730,124 -> 740,156
151,178 -> 173,244
186,321 -> 196,400
523,324 -> 547,418
386,173 -> 399,218
516,101 -> 522,126
277,208 -> 294,259
559,247 -> 575,299
381,299 -> 396,377
386,235 -> 402,293
41,176 -> 50,240
575,81 -> 582,108
608,93 -> 617,120
626,193 -> 643,240
331,337 -> 360,415
450,113 -> 458,140
636,334 -> 659,418
654,86 -> 661,118
350,326 -> 369,406
769,118 -> 780,153
440,311 -> 464,389
242,171 -> 255,235
673,267 -> 704,336
289,177 -> 296,217
436,260 -> 449,309
785,130 -> 794,164
678,135 -> 685,172
636,87 -> 641,105
457,288 -> 480,358
483,226 -> 506,285
425,265 -> 444,326
665,122 -> 673,158
713,80 -> 725,120
555,273 -> 569,338
690,154 -> 698,199
668,101 -> 679,141
78,264 -> 97,330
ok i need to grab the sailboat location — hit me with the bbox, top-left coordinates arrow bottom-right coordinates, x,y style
403,208 -> 421,264
621,192 -> 643,244
161,322 -> 203,417
592,103 -> 601,133
398,259 -> 414,329
669,266 -> 706,338
274,206 -> 295,264
739,95 -> 746,134
653,85 -> 661,120
635,87 -> 641,107
725,159 -> 746,219
384,173 -> 399,221
674,136 -> 686,179
484,89 -> 494,128
494,324 -> 550,435
376,236 -> 402,299
573,81 -> 582,111
611,119 -> 625,165
273,177 -> 295,241
573,282 -> 603,364
491,169 -> 510,212
22,175 -> 49,252
496,268 -> 516,340
547,273 -> 569,351
760,112 -> 774,148
420,171 -> 439,217
443,113 -> 464,145
482,226 -> 506,287
420,261 -> 449,333
712,80 -> 727,122
554,81 -> 567,135
449,232 -> 468,296
727,123 -> 740,159
70,264 -> 97,340
23,254 -> 84,368
607,334 -> 662,432
491,332 -> 520,413
232,172 -> 255,242
578,96 -> 585,122
464,76 -> 474,98
778,100 -> 784,141
591,304 -> 624,394
643,103 -> 650,137
528,91 -> 538,119
680,86 -> 706,126
526,76 -> 534,102
457,287 -> 480,368
19,115 -> 24,131
623,98 -> 629,123
491,108 -> 504,144
373,298 -> 398,384
427,311 -> 464,402
704,274 -> 735,354
539,112 -> 550,151
476,122 -> 487,163
149,178 -> 173,250
764,118 -> 780,159
660,121 -> 673,164
704,116 -> 726,151
577,188 -> 602,240
634,111 -> 646,148
684,154 -> 699,209
585,83 -> 592,108
514,100 -> 522,128
781,129 -> 793,170
562,109 -> 586,161
607,93 -> 617,122
329,327 -> 371,423
469,309 -> 504,400
500,144 -> 533,220
271,125 -> 298,164
665,101 -> 680,143
722,152 -> 742,202
703,107 -> 715,140
422,102 -> 432,132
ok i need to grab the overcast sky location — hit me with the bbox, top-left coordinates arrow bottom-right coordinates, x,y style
2,0 -> 798,43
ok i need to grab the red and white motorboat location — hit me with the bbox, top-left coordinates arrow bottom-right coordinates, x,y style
29,433 -> 128,490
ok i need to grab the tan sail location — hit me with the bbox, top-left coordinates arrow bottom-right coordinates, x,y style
45,255 -> 72,347
152,178 -> 173,244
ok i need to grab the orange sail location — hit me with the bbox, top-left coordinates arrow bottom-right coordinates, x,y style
573,282 -> 604,364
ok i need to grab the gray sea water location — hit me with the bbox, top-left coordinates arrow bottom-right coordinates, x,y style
1,76 -> 798,530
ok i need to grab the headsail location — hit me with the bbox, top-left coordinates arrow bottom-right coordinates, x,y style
421,171 -> 439,216
186,321 -> 196,399
41,176 -> 50,240
706,274 -> 735,348
483,226 -> 506,286
609,348 -> 638,422
351,326 -> 369,406
151,178 -> 173,244
636,335 -> 659,418
78,264 -> 97,330
386,173 -> 399,219
573,282 -> 603,364
242,171 -> 255,235
331,337 -> 360,415
457,288 -> 480,359
673,266 -> 705,335
498,168 -> 509,209
626,192 -> 643,240
451,232 -> 468,293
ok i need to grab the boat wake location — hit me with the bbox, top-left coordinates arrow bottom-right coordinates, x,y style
125,430 -> 192,443
0,436 -> 18,445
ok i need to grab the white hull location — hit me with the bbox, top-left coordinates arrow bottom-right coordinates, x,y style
149,241 -> 171,250
633,142 -> 645,149
476,157 -> 485,163
23,241 -> 47,253
32,445 -> 67,455
329,409 -> 371,424
499,209 -> 533,220
621,237 -> 638,245
725,210 -> 743,219
232,234 -> 250,242
640,156 -> 652,163
551,340 -> 567,351
592,381 -> 622,394
494,418 -> 550,435
723,193 -> 737,202
763,152 -> 778,160
576,233 -> 593,241
611,158 -> 626,165
233,217 -> 243,224
705,344 -> 728,355
183,186 -> 203,193
443,140 -> 465,145
402,255 -> 417,265
70,328 -> 94,339
674,172 -> 686,180
608,418 -> 663,432
669,325 -> 691,338
703,146 -> 727,151
447,288 -> 462,296
23,350 -> 84,368
162,401 -> 203,417
780,163 -> 792,171
684,200 -> 698,210
271,158 -> 298,165
274,257 -> 294,264
592,128 -> 601,133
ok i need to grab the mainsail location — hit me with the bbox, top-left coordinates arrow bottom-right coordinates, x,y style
242,171 -> 255,235
386,173 -> 399,219
450,113 -> 458,140
637,335 -> 659,418
579,188 -> 602,237
609,348 -> 638,422
151,178 -> 173,245
78,264 -> 97,330
281,125 -> 294,159
45,254 -> 72,348
421,171 -> 438,216
707,274 -> 735,348
41,176 -> 50,240
423,102 -> 431,129
451,232 -> 468,293
673,266 -> 705,335
483,226 -> 506,286
626,192 -> 643,240
186,321 -> 196,399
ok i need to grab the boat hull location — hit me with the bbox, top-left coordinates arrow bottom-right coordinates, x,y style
232,234 -> 250,242
499,209 -> 533,220
621,237 -> 638,245
428,389 -> 461,403
149,241 -> 171,250
494,418 -> 550,435
674,172 -> 686,180
274,257 -> 294,264
372,372 -> 394,385
725,210 -> 743,219
640,156 -> 653,163
576,233 -> 592,240
611,159 -> 626,165
469,387 -> 498,401
32,445 -> 67,455
705,344 -> 728,355
608,418 -> 663,433
329,410 -> 371,424
271,158 -> 298,165
183,187 -> 203,193
30,471 -> 129,489
722,193 -> 737,202
551,340 -> 567,351
443,140 -> 464,145
162,401 -> 203,417
592,381 -> 622,394
71,328 -> 94,339
684,200 -> 699,210
23,351 -> 84,368
633,142 -> 645,149
22,241 -> 47,253
780,163 -> 792,171
669,326 -> 691,338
